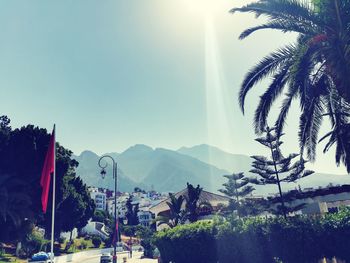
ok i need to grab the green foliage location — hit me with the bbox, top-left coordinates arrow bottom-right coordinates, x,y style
136,226 -> 155,258
21,231 -> 50,258
79,240 -> 89,250
218,172 -> 254,216
154,208 -> 350,263
93,210 -> 111,225
233,0 -> 350,172
0,116 -> 95,242
91,236 -> 102,248
156,193 -> 186,228
249,127 -> 314,217
58,236 -> 66,244
125,196 -> 139,226
154,221 -> 217,263
185,183 -> 202,223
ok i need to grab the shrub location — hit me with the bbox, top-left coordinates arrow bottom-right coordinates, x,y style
21,231 -> 50,258
154,221 -> 217,263
92,236 -> 102,248
58,236 -> 66,244
154,208 -> 350,263
79,240 -> 89,250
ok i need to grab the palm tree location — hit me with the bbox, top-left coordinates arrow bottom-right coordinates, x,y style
232,0 -> 350,171
155,193 -> 185,228
185,183 -> 202,223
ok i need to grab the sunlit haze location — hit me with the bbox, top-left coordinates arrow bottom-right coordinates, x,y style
1,0 -> 346,175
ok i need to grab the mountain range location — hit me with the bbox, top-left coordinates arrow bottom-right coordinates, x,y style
73,144 -> 350,195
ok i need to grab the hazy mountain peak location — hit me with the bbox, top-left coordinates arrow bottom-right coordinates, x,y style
122,144 -> 153,154
178,144 -> 251,172
79,150 -> 99,159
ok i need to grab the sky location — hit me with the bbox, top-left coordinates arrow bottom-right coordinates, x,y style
0,0 -> 347,175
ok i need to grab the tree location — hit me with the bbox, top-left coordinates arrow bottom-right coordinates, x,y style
185,183 -> 202,223
92,236 -> 102,248
125,196 -> 139,226
135,226 -> 155,258
0,174 -> 32,242
0,116 -> 95,242
155,193 -> 186,228
218,172 -> 254,216
232,0 -> 350,172
93,210 -> 111,225
249,127 -> 314,217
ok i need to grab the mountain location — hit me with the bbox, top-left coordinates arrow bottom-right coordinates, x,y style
178,144 -> 252,173
73,144 -> 350,195
117,146 -> 228,192
73,150 -> 142,192
73,145 -> 228,193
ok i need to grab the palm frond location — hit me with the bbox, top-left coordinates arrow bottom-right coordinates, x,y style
239,45 -> 295,113
254,66 -> 290,133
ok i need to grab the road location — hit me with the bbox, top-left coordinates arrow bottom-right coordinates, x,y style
73,252 -> 158,263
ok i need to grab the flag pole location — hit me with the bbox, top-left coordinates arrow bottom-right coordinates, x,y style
50,124 -> 56,262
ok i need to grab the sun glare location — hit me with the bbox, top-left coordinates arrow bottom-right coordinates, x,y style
184,0 -> 221,18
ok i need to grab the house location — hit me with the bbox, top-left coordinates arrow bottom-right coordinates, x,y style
137,208 -> 155,227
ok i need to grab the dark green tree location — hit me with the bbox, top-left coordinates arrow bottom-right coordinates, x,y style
185,183 -> 202,223
218,172 -> 254,216
0,116 -> 95,242
50,174 -> 95,237
232,0 -> 350,172
249,127 -> 314,217
0,174 -> 32,242
125,196 -> 139,225
93,210 -> 111,225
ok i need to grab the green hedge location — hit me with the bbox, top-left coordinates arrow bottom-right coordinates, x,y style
153,208 -> 350,263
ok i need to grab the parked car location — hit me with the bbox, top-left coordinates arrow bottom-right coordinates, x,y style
100,253 -> 112,263
28,252 -> 53,263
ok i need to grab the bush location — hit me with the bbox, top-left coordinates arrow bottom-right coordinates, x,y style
79,240 -> 89,250
153,208 -> 350,263
154,221 -> 217,263
58,236 -> 66,244
21,231 -> 50,258
92,236 -> 102,248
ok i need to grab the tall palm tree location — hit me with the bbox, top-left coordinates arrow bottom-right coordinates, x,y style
185,183 -> 202,223
232,0 -> 350,172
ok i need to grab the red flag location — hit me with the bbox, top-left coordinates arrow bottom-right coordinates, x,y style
40,127 -> 55,213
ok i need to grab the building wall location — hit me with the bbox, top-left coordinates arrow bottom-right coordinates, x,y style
137,210 -> 155,227
90,191 -> 107,211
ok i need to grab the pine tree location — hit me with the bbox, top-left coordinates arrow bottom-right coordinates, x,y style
249,126 -> 314,218
218,172 -> 254,216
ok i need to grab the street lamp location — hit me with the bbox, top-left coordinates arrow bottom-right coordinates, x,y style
98,155 -> 118,263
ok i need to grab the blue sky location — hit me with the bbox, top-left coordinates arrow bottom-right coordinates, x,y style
0,0 -> 347,174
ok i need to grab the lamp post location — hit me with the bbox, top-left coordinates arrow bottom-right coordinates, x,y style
98,155 -> 118,263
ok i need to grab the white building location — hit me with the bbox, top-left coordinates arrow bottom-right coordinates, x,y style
106,193 -> 130,217
90,190 -> 107,211
80,220 -> 109,240
137,208 -> 155,227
